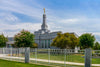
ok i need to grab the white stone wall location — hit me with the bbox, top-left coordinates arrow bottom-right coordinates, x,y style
34,31 -> 59,48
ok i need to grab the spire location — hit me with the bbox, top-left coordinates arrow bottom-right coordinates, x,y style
43,8 -> 45,14
41,8 -> 48,30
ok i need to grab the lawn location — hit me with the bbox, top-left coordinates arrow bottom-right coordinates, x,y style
0,59 -> 98,67
11,50 -> 100,64
30,53 -> 100,64
0,59 -> 85,67
0,59 -> 51,67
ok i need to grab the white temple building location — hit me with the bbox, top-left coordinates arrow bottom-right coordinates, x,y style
6,8 -> 79,49
34,8 -> 61,48
34,8 -> 78,49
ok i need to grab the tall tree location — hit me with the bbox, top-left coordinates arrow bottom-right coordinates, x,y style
0,34 -> 8,47
51,32 -> 79,49
79,33 -> 95,49
14,30 -> 35,47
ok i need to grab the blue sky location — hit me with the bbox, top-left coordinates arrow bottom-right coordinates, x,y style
0,0 -> 100,42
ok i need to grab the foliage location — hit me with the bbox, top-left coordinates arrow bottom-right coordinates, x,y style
31,43 -> 38,48
51,32 -> 79,49
11,44 -> 17,48
0,34 -> 8,47
79,33 -> 95,49
93,42 -> 100,50
14,30 -> 35,47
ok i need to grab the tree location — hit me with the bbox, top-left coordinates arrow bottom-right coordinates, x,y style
51,32 -> 79,49
32,43 -> 38,48
0,34 -> 8,47
79,33 -> 95,49
93,42 -> 100,50
14,30 -> 35,47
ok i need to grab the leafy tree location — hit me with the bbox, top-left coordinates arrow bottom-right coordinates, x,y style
32,43 -> 38,48
51,32 -> 79,49
11,44 -> 16,48
0,34 -> 8,47
93,42 -> 100,50
14,30 -> 35,47
79,33 -> 95,49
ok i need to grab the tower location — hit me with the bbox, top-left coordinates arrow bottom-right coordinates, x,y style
41,8 -> 48,31
34,8 -> 50,34
34,8 -> 61,49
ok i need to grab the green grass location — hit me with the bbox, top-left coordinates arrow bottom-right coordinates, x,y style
0,59 -> 51,67
30,53 -> 100,64
0,59 -> 98,67
12,52 -> 100,64
0,59 -> 84,67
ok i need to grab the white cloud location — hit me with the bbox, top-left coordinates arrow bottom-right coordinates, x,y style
0,22 -> 41,37
60,18 -> 79,23
0,0 -> 43,36
0,0 -> 100,42
0,0 -> 43,20
0,12 -> 19,24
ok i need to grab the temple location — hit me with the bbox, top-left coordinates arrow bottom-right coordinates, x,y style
34,8 -> 61,48
6,8 -> 78,49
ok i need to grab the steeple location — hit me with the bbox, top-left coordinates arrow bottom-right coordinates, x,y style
34,8 -> 50,34
41,8 -> 48,30
43,8 -> 45,14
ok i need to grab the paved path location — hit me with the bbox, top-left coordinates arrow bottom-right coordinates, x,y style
0,54 -> 100,66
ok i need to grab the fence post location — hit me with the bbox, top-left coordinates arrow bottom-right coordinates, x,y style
3,48 -> 5,54
10,48 -> 12,56
25,47 -> 30,63
85,48 -> 91,67
64,49 -> 66,67
35,48 -> 37,63
48,48 -> 50,64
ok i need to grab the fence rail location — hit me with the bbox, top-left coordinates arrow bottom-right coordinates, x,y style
0,48 -> 100,67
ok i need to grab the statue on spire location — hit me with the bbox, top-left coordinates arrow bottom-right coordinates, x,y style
43,8 -> 45,14
41,8 -> 48,31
